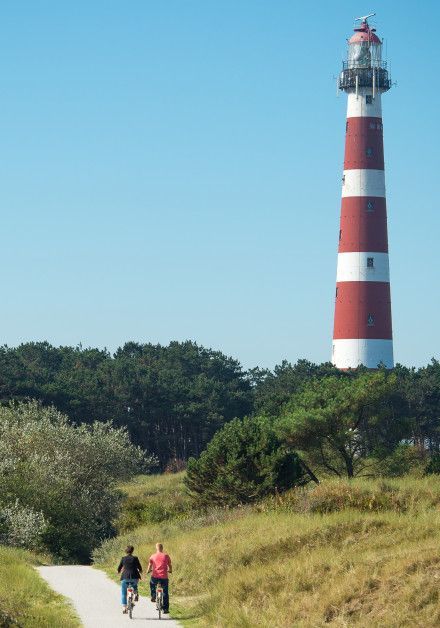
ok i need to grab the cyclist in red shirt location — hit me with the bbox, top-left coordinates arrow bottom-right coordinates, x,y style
147,543 -> 172,614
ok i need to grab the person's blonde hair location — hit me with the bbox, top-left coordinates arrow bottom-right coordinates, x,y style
156,542 -> 163,552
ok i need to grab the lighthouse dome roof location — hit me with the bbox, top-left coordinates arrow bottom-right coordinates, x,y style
349,21 -> 381,45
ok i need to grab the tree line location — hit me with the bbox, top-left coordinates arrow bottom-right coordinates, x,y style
187,367 -> 440,506
0,341 -> 253,468
0,341 -> 440,469
1,340 -> 440,558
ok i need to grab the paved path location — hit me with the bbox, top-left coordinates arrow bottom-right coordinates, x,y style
37,565 -> 180,627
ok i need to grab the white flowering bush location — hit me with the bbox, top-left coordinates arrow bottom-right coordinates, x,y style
0,500 -> 46,550
0,401 -> 155,561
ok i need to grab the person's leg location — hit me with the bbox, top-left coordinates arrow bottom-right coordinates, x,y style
162,579 -> 169,612
150,577 -> 157,601
121,579 -> 128,607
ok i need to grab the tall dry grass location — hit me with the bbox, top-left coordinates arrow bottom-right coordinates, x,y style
0,546 -> 80,627
95,474 -> 440,627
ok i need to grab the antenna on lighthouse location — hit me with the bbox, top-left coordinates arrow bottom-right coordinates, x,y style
355,13 -> 376,23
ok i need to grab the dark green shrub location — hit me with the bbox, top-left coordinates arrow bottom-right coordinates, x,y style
185,416 -> 306,507
116,498 -> 187,531
425,454 -> 440,475
376,444 -> 423,477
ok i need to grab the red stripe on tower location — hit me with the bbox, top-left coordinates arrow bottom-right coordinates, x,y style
332,15 -> 394,369
344,117 -> 384,169
339,197 -> 388,253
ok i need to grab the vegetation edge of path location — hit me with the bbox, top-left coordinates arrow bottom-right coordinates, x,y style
0,546 -> 80,627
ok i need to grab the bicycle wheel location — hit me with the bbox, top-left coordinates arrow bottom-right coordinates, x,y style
157,592 -> 162,620
128,596 -> 133,619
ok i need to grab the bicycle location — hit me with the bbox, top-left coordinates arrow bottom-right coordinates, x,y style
155,582 -> 164,620
126,583 -> 137,619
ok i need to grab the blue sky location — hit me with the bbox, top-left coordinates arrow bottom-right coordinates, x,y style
1,1 -> 439,369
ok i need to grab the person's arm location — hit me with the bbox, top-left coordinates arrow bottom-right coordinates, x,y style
136,557 -> 143,578
147,558 -> 153,574
167,555 -> 172,575
117,558 -> 124,574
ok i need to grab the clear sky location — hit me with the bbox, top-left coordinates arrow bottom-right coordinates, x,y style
1,1 -> 439,369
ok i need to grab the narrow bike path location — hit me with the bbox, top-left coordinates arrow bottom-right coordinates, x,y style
37,565 -> 180,627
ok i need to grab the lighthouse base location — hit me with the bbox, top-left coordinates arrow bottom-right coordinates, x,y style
332,338 -> 394,369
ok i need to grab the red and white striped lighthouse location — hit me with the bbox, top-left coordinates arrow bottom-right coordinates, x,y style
332,15 -> 393,369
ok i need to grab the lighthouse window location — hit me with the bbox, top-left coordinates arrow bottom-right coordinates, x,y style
367,313 -> 375,327
366,147 -> 373,157
370,122 -> 376,129
367,257 -> 374,268
366,95 -> 373,104
339,229 -> 342,241
335,287 -> 338,298
367,200 -> 375,212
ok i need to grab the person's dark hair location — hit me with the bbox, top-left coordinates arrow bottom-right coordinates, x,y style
125,545 -> 134,554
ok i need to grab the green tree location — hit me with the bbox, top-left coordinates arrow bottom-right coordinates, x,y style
0,341 -> 254,468
110,340 -> 254,465
0,401 -> 154,561
395,360 -> 440,454
185,416 -> 306,507
253,359 -> 346,417
277,372 -> 407,480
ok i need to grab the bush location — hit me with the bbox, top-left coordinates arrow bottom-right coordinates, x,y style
0,401 -> 154,561
185,416 -> 306,507
115,473 -> 192,532
376,444 -> 424,477
425,454 -> 440,475
116,498 -> 179,530
0,500 -> 46,550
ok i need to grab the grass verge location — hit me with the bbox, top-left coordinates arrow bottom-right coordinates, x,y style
0,546 -> 80,627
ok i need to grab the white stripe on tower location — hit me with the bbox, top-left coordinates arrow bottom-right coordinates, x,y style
332,339 -> 394,369
347,87 -> 382,117
342,170 -> 385,198
336,252 -> 390,283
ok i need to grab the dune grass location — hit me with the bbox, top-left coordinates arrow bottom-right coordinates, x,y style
115,472 -> 191,532
0,546 -> 80,627
95,473 -> 440,627
120,472 -> 187,501
259,474 -> 440,515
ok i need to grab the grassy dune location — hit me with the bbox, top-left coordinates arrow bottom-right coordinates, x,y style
95,474 -> 440,627
0,547 -> 80,627
115,472 -> 191,532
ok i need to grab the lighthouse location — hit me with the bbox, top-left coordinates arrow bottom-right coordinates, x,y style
332,14 -> 394,369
